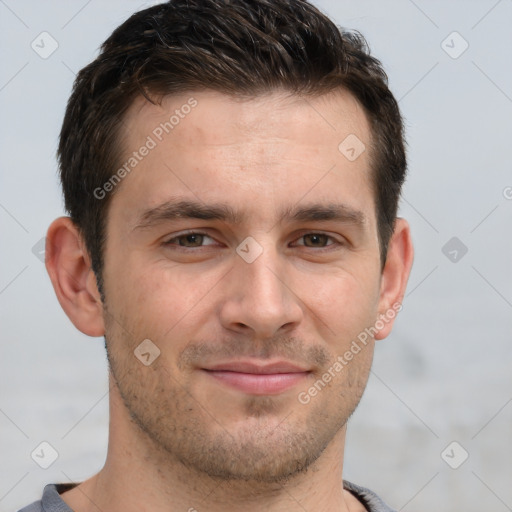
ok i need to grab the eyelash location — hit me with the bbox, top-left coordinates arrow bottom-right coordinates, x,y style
162,231 -> 343,251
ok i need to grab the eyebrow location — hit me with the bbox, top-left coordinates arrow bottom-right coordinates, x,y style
132,198 -> 367,231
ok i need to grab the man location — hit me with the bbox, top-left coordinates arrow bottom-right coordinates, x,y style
18,0 -> 413,511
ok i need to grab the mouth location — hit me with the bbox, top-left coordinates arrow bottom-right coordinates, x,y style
201,360 -> 312,395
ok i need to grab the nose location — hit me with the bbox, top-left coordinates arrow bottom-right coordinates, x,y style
218,243 -> 303,339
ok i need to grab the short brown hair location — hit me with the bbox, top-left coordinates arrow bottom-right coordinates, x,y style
58,0 -> 406,294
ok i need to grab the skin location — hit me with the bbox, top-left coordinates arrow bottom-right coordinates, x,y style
46,89 -> 413,512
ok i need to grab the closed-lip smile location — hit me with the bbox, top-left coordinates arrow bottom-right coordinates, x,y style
201,360 -> 311,395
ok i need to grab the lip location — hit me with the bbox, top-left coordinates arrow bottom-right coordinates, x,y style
202,360 -> 311,395
205,360 -> 309,374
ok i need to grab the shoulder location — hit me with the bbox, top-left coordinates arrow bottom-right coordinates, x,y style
344,480 -> 397,512
16,483 -> 77,512
16,502 -> 42,512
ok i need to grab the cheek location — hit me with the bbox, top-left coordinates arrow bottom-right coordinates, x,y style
106,256 -> 225,340
302,269 -> 380,343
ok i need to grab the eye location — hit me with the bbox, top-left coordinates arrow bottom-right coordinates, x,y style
161,231 -> 343,252
293,233 -> 339,248
163,231 -> 217,248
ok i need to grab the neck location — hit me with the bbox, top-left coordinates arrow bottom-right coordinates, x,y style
61,376 -> 361,512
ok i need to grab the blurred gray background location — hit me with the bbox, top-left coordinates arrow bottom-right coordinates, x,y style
1,1 -> 511,511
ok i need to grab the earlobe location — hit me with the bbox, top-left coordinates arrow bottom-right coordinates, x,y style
45,217 -> 105,337
374,217 -> 414,340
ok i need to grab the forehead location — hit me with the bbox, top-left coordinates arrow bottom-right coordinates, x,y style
112,88 -> 375,228
123,88 -> 370,145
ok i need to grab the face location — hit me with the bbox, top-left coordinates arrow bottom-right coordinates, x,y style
101,89 -> 385,483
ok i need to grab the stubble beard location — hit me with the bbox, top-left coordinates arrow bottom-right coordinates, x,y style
103,322 -> 372,485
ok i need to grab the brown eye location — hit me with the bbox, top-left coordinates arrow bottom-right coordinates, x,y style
163,232 -> 216,248
177,233 -> 204,247
301,234 -> 331,247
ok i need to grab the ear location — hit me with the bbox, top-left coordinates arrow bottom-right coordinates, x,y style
45,217 -> 105,337
374,217 -> 414,340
